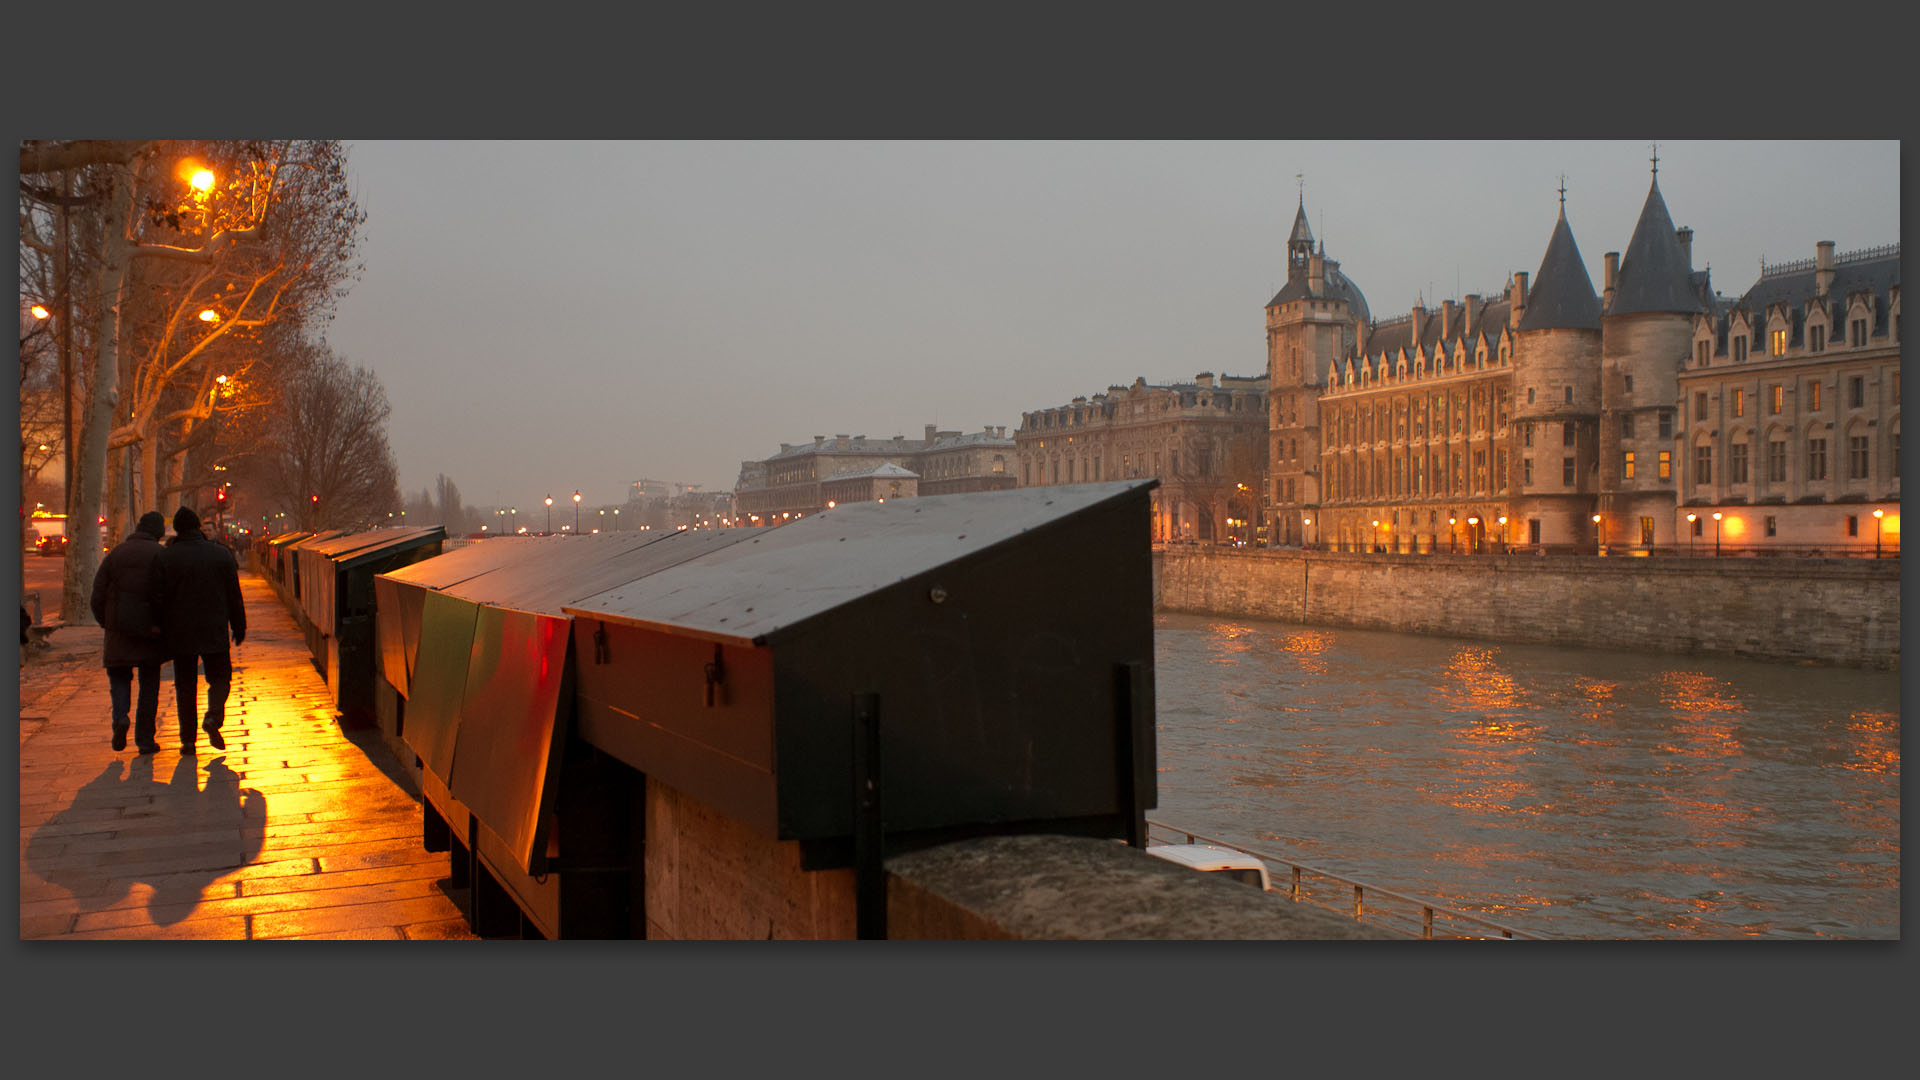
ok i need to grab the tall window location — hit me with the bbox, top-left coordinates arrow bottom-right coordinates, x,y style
1808,381 -> 1822,411
1625,374 -> 1635,393
1564,421 -> 1576,446
1851,319 -> 1867,347
1695,392 -> 1708,421
1523,458 -> 1533,485
1657,451 -> 1671,480
1640,517 -> 1655,546
1807,438 -> 1827,481
1770,329 -> 1787,356
1562,457 -> 1575,484
1767,439 -> 1787,482
1694,444 -> 1712,484
1564,386 -> 1574,404
1765,516 -> 1776,537
1522,423 -> 1533,448
1847,515 -> 1859,537
1850,376 -> 1864,408
1529,520 -> 1541,545
1495,449 -> 1508,492
1622,413 -> 1635,438
1849,436 -> 1869,479
1734,336 -> 1748,362
1695,341 -> 1709,366
1811,325 -> 1826,352
1730,441 -> 1749,484
1527,387 -> 1535,404
1732,388 -> 1745,418
1623,451 -> 1636,478
1659,411 -> 1673,439
1473,449 -> 1487,492
1770,385 -> 1784,414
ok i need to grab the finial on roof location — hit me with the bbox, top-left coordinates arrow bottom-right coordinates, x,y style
1558,173 -> 1567,209
1296,172 -> 1304,207
1651,142 -> 1659,177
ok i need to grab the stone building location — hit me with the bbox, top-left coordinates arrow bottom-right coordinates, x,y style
1014,373 -> 1268,544
732,425 -> 1013,523
1673,241 -> 1900,554
1269,160 -> 1899,556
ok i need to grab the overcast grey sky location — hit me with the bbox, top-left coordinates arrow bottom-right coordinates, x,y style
321,141 -> 1899,513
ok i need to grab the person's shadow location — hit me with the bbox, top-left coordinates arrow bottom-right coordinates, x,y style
24,755 -> 267,928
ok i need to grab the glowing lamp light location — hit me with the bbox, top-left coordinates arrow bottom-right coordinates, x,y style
190,169 -> 215,192
199,309 -> 220,323
31,304 -> 50,320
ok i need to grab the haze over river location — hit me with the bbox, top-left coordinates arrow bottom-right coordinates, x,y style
1150,613 -> 1900,939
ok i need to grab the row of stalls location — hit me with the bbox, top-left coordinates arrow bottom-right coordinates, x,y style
265,481 -> 1162,938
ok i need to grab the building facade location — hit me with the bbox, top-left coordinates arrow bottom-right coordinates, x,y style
732,425 -> 1014,523
1014,373 -> 1268,544
1269,164 -> 1900,556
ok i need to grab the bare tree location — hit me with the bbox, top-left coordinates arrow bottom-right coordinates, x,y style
242,343 -> 400,532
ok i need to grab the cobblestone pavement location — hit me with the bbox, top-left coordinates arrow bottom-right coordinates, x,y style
18,570 -> 478,940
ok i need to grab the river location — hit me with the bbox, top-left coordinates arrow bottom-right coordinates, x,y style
1149,612 -> 1901,939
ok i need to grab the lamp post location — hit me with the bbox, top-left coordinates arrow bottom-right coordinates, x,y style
545,495 -> 553,534
1448,516 -> 1457,554
1302,516 -> 1313,550
1496,515 -> 1508,555
1592,513 -> 1605,556
1686,513 -> 1697,556
1371,519 -> 1380,553
1872,508 -> 1884,557
1467,516 -> 1479,555
613,508 -> 619,532
573,490 -> 582,534
1711,511 -> 1722,556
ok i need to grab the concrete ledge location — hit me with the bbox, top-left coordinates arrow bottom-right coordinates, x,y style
886,834 -> 1399,940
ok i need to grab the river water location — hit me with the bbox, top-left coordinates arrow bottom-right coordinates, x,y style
1149,613 -> 1901,939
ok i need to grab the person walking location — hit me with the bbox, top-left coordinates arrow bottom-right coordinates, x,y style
155,506 -> 246,753
89,511 -> 171,753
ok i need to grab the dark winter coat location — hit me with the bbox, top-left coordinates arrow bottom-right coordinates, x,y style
155,526 -> 247,656
90,530 -> 169,667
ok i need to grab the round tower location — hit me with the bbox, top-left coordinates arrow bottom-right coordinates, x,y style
1508,190 -> 1604,551
1599,160 -> 1704,552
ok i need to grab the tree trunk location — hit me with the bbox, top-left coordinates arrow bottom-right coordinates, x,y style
60,161 -> 134,625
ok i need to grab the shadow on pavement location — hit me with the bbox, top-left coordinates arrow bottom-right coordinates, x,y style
23,755 -> 268,926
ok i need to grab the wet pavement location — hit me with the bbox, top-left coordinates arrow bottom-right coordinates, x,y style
18,569 -> 477,940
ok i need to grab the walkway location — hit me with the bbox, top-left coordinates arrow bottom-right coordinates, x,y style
18,570 -> 476,940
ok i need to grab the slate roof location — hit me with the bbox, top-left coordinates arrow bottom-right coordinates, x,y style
1734,250 -> 1900,329
1288,203 -> 1314,248
1609,177 -> 1703,316
1267,258 -> 1372,324
1517,209 -> 1601,331
829,462 -> 920,481
1357,295 -> 1512,364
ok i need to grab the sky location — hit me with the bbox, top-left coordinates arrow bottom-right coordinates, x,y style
320,140 -> 1901,513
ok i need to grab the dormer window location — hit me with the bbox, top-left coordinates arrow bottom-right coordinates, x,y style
1733,335 -> 1748,363
1810,324 -> 1826,352
1770,329 -> 1787,356
1851,318 -> 1868,347
1696,340 -> 1710,366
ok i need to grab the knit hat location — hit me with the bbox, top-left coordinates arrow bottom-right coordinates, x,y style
137,511 -> 167,539
173,505 -> 201,533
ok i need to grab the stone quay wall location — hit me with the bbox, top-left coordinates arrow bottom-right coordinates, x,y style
1154,546 -> 1900,670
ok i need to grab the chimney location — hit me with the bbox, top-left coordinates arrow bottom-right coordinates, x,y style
1441,299 -> 1455,340
1463,294 -> 1478,337
1603,252 -> 1619,309
1308,251 -> 1326,297
814,435 -> 824,447
1510,271 -> 1528,328
780,443 -> 792,453
836,434 -> 849,449
925,424 -> 937,442
1410,302 -> 1426,336
1195,373 -> 1214,387
1816,240 -> 1836,298
1675,227 -> 1693,269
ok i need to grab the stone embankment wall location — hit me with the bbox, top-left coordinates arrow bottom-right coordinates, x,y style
1154,547 -> 1899,670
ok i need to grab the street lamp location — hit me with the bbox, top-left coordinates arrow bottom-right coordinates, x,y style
1872,508 -> 1884,557
1448,516 -> 1457,554
545,494 -> 553,534
612,508 -> 619,532
1686,513 -> 1697,556
573,490 -> 581,534
1497,515 -> 1508,554
1371,519 -> 1380,553
1468,516 -> 1479,555
1711,511 -> 1722,556
1593,513 -> 1605,556
1302,516 -> 1313,550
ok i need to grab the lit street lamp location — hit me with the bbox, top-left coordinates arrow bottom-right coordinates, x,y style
612,508 -> 619,532
1592,513 -> 1605,556
1468,516 -> 1479,555
1302,516 -> 1313,550
1686,513 -> 1697,556
573,490 -> 582,534
1711,511 -> 1722,556
1448,516 -> 1457,554
1873,508 -> 1884,557
1497,515 -> 1508,554
1371,519 -> 1380,553
545,494 -> 553,534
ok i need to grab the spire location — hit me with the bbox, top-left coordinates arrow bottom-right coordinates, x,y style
1516,196 -> 1601,332
1609,163 -> 1703,316
1287,195 -> 1315,270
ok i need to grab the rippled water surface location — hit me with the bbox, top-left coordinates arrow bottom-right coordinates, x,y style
1151,613 -> 1900,939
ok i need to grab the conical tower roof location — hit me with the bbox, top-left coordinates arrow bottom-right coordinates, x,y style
1609,176 -> 1703,316
1517,206 -> 1601,331
1288,201 -> 1314,249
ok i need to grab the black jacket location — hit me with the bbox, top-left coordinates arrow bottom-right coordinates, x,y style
91,531 -> 169,667
155,526 -> 246,655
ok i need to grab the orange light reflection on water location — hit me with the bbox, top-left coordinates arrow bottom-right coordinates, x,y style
1430,647 -> 1545,821
1840,710 -> 1900,775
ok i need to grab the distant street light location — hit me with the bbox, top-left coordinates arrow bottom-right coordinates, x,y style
1873,508 -> 1884,557
1371,519 -> 1380,553
1496,515 -> 1508,554
1687,513 -> 1697,556
1448,516 -> 1457,554
1712,511 -> 1722,556
545,494 -> 553,534
612,508 -> 619,531
573,490 -> 582,534
1593,513 -> 1605,555
1468,516 -> 1480,555
1302,516 -> 1313,550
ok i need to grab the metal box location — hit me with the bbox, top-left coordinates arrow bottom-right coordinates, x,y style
563,481 -> 1159,864
291,526 -> 447,726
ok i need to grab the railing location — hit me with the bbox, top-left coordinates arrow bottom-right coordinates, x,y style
1145,820 -> 1545,940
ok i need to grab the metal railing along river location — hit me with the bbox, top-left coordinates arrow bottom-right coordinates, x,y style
1145,819 -> 1546,940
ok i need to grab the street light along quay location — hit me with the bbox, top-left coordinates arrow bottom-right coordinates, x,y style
1712,511 -> 1722,556
573,490 -> 582,535
1592,513 -> 1605,555
1873,508 -> 1884,557
545,494 -> 553,534
1687,513 -> 1697,555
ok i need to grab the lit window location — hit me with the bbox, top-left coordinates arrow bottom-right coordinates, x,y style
1657,451 -> 1671,480
1623,451 -> 1636,479
1770,329 -> 1787,356
1770,385 -> 1784,414
1732,389 -> 1745,418
1808,381 -> 1821,411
